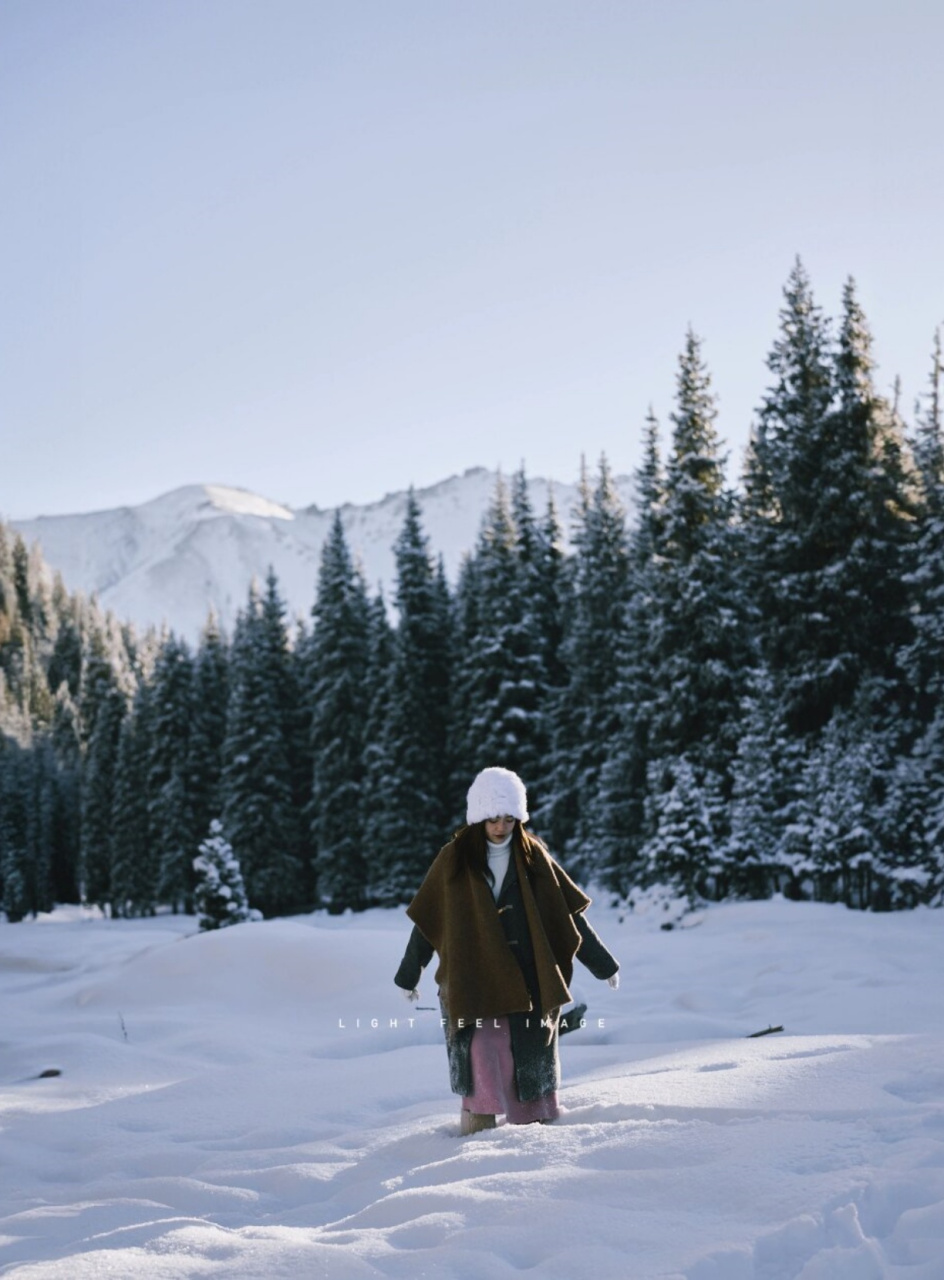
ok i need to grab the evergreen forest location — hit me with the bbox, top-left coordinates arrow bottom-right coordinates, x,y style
2,263 -> 943,920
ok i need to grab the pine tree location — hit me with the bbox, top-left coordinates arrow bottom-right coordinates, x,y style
12,537 -> 33,631
912,328 -> 943,501
725,669 -> 808,899
507,487 -> 571,834
222,574 -> 304,916
365,493 -> 452,901
748,264 -> 916,735
49,682 -> 82,902
892,330 -> 944,899
733,266 -> 924,898
47,577 -> 83,702
592,412 -> 664,890
285,619 -> 316,899
642,755 -> 721,906
745,260 -> 835,730
0,740 -> 31,921
0,534 -> 49,732
649,330 -> 741,767
110,685 -> 156,916
904,329 -> 944,720
193,820 -> 260,930
637,333 -> 750,900
0,523 -> 12,632
360,588 -> 396,881
261,570 -> 312,896
546,457 -> 631,873
448,474 -> 553,848
147,633 -> 196,911
26,740 -> 56,916
920,710 -> 944,907
74,609 -> 137,911
830,278 -> 917,697
188,614 -> 230,855
79,652 -> 126,909
0,738 -> 57,920
533,495 -> 570,696
509,470 -> 562,822
800,700 -> 883,907
449,548 -> 484,820
305,517 -> 371,909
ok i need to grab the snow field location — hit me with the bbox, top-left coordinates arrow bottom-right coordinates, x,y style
1,899 -> 943,1278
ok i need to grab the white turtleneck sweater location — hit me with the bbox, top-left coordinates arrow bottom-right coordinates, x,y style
486,832 -> 513,900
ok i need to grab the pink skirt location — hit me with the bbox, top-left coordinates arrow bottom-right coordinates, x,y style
461,1016 -> 559,1123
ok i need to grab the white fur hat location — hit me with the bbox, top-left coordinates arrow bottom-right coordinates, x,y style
466,767 -> 530,825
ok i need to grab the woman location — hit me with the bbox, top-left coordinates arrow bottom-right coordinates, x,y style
394,766 -> 619,1134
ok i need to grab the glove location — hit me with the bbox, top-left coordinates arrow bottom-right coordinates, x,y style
607,973 -> 620,990
402,988 -> 420,1003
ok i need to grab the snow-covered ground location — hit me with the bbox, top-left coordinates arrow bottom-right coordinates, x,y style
1,897 -> 943,1279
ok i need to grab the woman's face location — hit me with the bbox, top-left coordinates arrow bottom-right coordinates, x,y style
484,815 -> 516,845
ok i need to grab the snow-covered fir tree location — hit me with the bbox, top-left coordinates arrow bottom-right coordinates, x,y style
306,516 -> 371,910
147,633 -> 196,912
458,478 -> 538,776
735,265 -> 921,902
592,411 -> 664,890
642,755 -> 722,907
892,330 -> 944,898
0,534 -> 51,733
795,697 -> 887,907
260,571 -> 313,889
639,332 -> 745,898
724,669 -> 808,898
48,683 -> 82,902
747,264 -> 916,737
0,740 -> 30,920
192,819 -> 260,930
46,584 -> 84,707
546,457 -> 630,873
830,278 -> 917,704
743,259 -> 836,733
188,614 -> 230,858
0,739 -> 57,920
648,329 -> 742,771
507,469 -> 565,824
0,530 -> 141,913
110,685 -> 156,916
903,331 -> 944,723
360,589 -> 396,888
446,472 -> 568,856
364,493 -> 452,901
79,636 -> 128,909
222,573 -> 304,916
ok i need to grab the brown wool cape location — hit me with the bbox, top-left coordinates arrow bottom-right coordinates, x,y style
406,836 -> 591,1026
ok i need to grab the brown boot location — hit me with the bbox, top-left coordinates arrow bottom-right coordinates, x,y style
460,1108 -> 496,1135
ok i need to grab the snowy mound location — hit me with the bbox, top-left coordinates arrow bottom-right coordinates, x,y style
2,899 -> 944,1277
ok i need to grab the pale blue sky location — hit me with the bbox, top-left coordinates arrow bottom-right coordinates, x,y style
2,0 -> 942,519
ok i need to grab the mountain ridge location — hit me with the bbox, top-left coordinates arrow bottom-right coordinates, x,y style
11,467 -> 634,642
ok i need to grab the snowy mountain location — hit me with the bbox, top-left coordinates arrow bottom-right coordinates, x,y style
11,469 -> 634,642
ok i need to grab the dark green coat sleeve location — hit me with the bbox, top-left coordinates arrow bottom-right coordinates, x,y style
394,924 -> 435,990
574,912 -> 619,981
